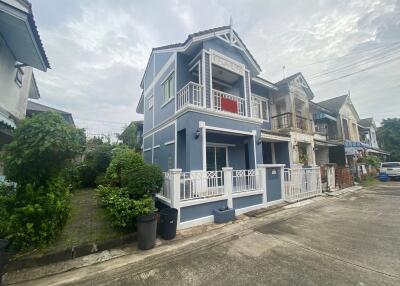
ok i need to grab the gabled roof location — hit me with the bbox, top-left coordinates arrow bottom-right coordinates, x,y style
275,72 -> 314,99
140,25 -> 262,89
317,94 -> 349,114
26,100 -> 74,125
359,118 -> 374,128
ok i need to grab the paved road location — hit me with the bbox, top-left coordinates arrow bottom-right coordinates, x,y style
24,183 -> 399,286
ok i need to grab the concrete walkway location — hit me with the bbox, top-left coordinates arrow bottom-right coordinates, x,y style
6,182 -> 400,285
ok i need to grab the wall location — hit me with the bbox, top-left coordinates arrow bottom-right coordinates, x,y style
177,111 -> 262,171
315,146 -> 329,165
266,167 -> 282,202
339,102 -> 359,142
180,200 -> 228,222
143,52 -> 176,134
0,35 -> 32,120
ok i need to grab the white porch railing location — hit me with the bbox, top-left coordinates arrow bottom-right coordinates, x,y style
159,172 -> 171,202
232,169 -> 259,193
180,171 -> 224,201
212,89 -> 246,116
284,167 -> 322,202
177,82 -> 203,110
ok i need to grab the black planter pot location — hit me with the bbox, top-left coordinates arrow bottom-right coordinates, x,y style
0,239 -> 9,286
136,213 -> 157,250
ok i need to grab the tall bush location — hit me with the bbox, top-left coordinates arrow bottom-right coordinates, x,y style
3,112 -> 85,186
105,147 -> 144,187
78,143 -> 113,187
0,112 -> 85,250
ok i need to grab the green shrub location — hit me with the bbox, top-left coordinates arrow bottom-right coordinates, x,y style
97,186 -> 154,229
0,178 -> 71,250
122,164 -> 164,199
77,144 -> 113,188
105,147 -> 144,187
2,112 -> 85,186
60,164 -> 81,190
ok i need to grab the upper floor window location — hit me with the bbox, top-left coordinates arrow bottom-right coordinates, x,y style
15,67 -> 23,88
162,72 -> 174,104
252,95 -> 269,121
147,94 -> 153,110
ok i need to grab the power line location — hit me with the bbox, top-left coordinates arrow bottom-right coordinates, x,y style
308,48 -> 400,80
311,55 -> 400,86
302,40 -> 400,68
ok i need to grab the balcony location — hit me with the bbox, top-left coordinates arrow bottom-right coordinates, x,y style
176,81 -> 247,118
271,112 -> 312,132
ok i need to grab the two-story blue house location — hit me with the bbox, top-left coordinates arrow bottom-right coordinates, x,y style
136,25 -> 285,174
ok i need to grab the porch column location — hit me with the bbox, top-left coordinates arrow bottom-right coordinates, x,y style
257,164 -> 267,205
222,167 -> 233,208
200,121 -> 206,171
169,169 -> 182,226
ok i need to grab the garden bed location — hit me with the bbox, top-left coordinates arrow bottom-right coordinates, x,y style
15,188 -> 125,259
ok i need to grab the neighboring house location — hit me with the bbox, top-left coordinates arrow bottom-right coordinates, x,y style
26,100 -> 75,125
268,73 -> 316,167
0,0 -> 49,146
309,101 -> 339,165
135,120 -> 143,149
136,25 -> 279,173
358,117 -> 388,158
316,94 -> 363,167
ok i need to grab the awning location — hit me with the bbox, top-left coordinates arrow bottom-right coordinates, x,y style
0,112 -> 16,129
313,112 -> 336,121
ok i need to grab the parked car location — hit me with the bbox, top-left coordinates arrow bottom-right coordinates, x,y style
380,162 -> 400,179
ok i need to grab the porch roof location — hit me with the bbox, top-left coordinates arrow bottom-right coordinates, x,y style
261,130 -> 290,142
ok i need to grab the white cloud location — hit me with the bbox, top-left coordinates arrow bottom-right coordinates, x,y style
30,0 -> 400,130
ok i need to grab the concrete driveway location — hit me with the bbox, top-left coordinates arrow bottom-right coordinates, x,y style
83,182 -> 400,286
11,182 -> 400,286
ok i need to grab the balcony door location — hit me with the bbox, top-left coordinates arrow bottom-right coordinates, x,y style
206,146 -> 228,171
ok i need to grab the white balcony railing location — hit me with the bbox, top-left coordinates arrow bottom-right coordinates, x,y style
212,89 -> 246,116
177,82 -> 203,110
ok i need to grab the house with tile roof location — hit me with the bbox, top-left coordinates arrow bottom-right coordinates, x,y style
0,0 -> 49,146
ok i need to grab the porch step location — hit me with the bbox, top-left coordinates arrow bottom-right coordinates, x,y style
244,202 -> 288,218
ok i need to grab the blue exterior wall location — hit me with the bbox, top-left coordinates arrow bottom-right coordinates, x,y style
177,129 -> 186,171
153,124 -> 175,171
262,142 -> 273,164
180,199 -> 228,222
155,52 -> 173,72
233,194 -> 263,209
266,167 -> 283,202
153,62 -> 175,127
275,142 -> 290,167
203,39 -> 249,70
251,81 -> 272,130
177,111 -> 263,171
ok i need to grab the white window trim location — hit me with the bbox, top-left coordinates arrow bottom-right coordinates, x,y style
153,144 -> 160,149
164,140 -> 175,146
161,70 -> 175,106
252,94 -> 269,122
147,94 -> 154,110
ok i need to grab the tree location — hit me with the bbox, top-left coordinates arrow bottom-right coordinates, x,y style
118,122 -> 140,150
377,118 -> 400,161
3,112 -> 86,186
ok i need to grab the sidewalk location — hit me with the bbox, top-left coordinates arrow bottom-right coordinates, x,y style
4,186 -> 361,286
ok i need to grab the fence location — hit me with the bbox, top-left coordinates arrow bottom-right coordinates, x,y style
284,167 -> 322,202
180,171 -> 224,201
232,169 -> 259,193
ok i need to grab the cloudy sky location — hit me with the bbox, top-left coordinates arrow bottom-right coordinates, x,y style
30,0 -> 400,134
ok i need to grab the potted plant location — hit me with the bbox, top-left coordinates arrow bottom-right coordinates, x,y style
299,153 -> 310,168
213,206 -> 235,224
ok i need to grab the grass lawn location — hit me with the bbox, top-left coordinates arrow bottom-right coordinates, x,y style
39,188 -> 125,254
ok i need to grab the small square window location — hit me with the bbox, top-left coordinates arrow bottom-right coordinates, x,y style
15,67 -> 23,88
147,95 -> 153,110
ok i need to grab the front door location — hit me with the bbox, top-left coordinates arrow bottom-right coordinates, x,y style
206,146 -> 227,171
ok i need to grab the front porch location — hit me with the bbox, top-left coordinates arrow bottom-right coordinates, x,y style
157,163 -> 322,229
